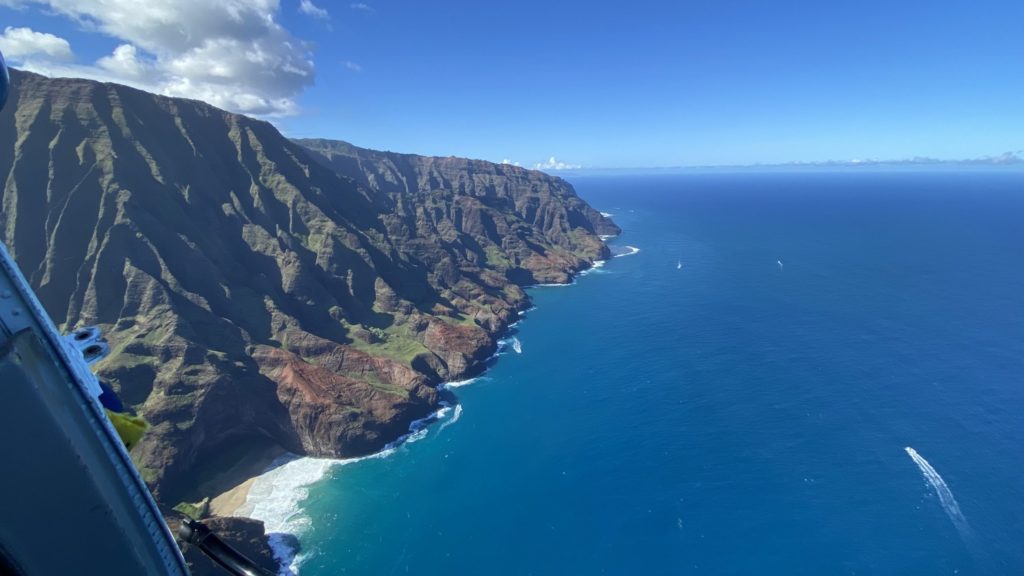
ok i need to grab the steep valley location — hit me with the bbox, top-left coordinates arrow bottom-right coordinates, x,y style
0,69 -> 617,571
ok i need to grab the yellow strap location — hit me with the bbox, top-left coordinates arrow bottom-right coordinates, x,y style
105,410 -> 149,450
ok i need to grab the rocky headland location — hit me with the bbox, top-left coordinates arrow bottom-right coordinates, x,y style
0,69 -> 617,572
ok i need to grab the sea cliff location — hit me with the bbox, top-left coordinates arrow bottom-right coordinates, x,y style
0,69 -> 617,573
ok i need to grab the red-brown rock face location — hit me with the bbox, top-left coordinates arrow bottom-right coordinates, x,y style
0,70 -> 617,506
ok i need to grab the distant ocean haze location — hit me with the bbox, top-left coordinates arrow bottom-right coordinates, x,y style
250,171 -> 1024,575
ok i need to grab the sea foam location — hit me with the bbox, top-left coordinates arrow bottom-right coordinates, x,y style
579,260 -> 607,276
440,376 -> 486,390
239,401 -> 461,573
236,245 -> 606,573
497,336 -> 522,354
614,245 -> 640,258
439,405 -> 464,433
239,455 -> 354,573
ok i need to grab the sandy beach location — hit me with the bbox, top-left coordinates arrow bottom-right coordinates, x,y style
204,444 -> 288,517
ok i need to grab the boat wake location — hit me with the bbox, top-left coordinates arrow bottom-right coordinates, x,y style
905,446 -> 973,542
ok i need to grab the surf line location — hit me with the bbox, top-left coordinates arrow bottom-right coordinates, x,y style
904,446 -> 973,543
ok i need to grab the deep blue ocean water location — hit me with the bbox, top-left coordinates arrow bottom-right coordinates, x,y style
290,172 -> 1024,575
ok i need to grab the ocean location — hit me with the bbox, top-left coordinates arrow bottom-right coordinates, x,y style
247,171 -> 1024,575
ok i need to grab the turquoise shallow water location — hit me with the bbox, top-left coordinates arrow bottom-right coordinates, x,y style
289,172 -> 1024,575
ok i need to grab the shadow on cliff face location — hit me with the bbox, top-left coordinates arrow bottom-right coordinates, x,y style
506,267 -> 538,285
1,71 -> 616,523
143,363 -> 304,504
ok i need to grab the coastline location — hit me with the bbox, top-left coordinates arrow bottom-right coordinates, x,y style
207,444 -> 289,517
206,322 -> 530,520
206,240 -> 620,571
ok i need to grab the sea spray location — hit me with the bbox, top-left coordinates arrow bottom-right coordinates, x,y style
905,446 -> 973,542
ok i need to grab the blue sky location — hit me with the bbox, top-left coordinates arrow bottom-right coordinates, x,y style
1,1 -> 1022,168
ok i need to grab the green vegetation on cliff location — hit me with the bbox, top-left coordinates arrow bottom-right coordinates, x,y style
0,69 -> 618,506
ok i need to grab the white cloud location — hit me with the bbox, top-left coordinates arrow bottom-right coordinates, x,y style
0,26 -> 73,60
299,0 -> 329,19
533,156 -> 581,171
343,60 -> 361,72
96,44 -> 151,79
5,1 -> 315,116
500,158 -> 521,167
350,3 -> 374,12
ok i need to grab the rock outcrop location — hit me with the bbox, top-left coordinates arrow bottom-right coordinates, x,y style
176,516 -> 282,576
0,69 -> 618,515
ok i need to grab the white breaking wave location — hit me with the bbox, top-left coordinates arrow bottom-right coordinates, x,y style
239,455 -> 361,573
239,402 -> 456,573
236,230 -> 601,572
599,234 -> 617,241
383,406 -> 451,450
600,211 -> 614,217
905,446 -> 973,541
439,404 -> 464,433
614,246 -> 640,258
579,260 -> 607,276
440,376 -> 484,390
496,336 -> 522,355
